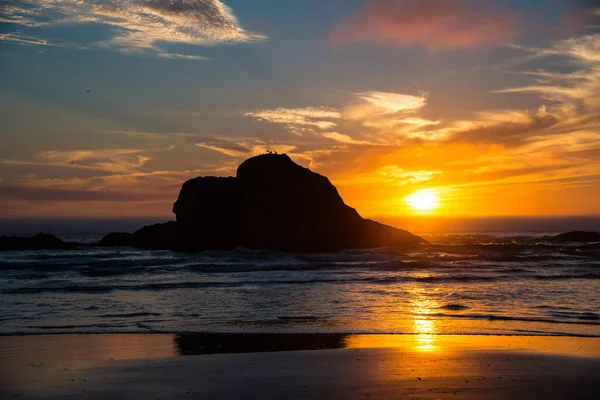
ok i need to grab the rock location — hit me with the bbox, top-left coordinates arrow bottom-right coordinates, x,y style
0,233 -> 72,251
550,231 -> 600,242
173,177 -> 241,250
99,232 -> 134,247
132,222 -> 181,250
133,154 -> 426,252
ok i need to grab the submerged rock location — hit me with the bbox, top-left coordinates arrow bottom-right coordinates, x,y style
550,231 -> 600,242
0,233 -> 73,251
129,153 -> 426,252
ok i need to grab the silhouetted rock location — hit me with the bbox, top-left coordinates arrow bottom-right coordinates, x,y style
99,232 -> 134,247
132,154 -> 426,252
173,177 -> 241,250
550,231 -> 600,242
132,222 -> 182,250
0,233 -> 72,251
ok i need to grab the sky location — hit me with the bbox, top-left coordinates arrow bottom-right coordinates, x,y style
1,0 -> 599,221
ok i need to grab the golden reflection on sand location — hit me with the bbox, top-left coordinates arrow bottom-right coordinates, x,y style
1,333 -> 599,398
0,334 -> 176,390
344,335 -> 600,358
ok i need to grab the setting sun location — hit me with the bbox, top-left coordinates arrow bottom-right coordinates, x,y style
406,189 -> 438,212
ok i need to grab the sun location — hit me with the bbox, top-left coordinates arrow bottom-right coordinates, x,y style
406,189 -> 438,212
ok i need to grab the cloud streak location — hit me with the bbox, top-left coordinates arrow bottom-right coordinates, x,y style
2,146 -> 174,173
244,91 -> 439,145
195,138 -> 297,158
0,33 -> 61,47
1,0 -> 266,58
0,185 -> 170,203
330,0 -> 523,50
245,107 -> 342,135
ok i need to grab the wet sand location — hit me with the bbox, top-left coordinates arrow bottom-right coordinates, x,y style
1,334 -> 599,399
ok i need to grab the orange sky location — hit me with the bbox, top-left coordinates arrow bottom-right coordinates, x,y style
1,1 -> 599,220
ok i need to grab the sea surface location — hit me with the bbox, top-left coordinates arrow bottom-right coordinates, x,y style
0,233 -> 598,337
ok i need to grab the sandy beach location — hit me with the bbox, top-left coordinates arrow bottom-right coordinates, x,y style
1,334 -> 598,399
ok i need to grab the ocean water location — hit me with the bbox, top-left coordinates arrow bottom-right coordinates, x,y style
0,233 -> 598,337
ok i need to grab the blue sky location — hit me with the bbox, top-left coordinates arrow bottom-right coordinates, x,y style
1,1 -> 599,218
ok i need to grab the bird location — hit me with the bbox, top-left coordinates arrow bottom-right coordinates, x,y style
85,89 -> 91,93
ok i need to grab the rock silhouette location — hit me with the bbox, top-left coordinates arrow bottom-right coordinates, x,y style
99,232 -> 134,247
550,231 -> 600,242
0,233 -> 73,251
108,154 -> 426,252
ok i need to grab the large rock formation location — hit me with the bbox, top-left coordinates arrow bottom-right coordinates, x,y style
123,154 -> 425,252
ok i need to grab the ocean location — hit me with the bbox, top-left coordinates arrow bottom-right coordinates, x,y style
0,232 -> 598,337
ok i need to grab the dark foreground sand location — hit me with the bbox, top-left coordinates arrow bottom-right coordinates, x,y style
1,334 -> 598,399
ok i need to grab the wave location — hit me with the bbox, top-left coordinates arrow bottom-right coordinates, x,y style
419,312 -> 600,326
4,272 -> 598,294
276,316 -> 319,321
2,234 -> 599,337
438,304 -> 470,311
98,312 -> 162,318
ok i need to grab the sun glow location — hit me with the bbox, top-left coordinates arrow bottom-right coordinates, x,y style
406,189 -> 438,213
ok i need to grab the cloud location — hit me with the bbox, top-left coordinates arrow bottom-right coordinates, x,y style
378,166 -> 442,184
558,0 -> 600,33
245,107 -> 342,135
346,91 -> 428,123
357,91 -> 427,113
2,146 -> 175,173
0,33 -> 61,47
195,141 -> 252,157
330,0 -> 523,50
490,34 -> 600,141
344,91 -> 450,141
0,3 -> 44,27
244,91 -> 440,144
0,185 -> 169,203
195,138 -> 297,158
157,53 -> 208,61
321,132 -> 376,145
2,0 -> 266,58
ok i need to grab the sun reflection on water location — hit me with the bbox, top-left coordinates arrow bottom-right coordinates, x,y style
409,287 -> 439,351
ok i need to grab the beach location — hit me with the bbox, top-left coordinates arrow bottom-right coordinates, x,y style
1,334 -> 599,399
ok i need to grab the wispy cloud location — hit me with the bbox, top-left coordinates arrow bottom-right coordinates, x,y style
2,0 -> 266,58
244,91 -> 442,145
2,146 -> 175,173
0,185 -> 170,203
347,91 -> 427,120
0,32 -> 61,47
0,3 -> 43,27
195,138 -> 297,158
330,0 -> 523,50
321,132 -> 376,145
245,107 -> 342,134
379,166 -> 442,184
157,53 -> 208,61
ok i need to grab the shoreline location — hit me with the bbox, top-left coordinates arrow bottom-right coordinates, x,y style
1,334 -> 598,399
1,330 -> 599,337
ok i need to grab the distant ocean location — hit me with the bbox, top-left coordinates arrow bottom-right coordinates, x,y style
1,222 -> 599,337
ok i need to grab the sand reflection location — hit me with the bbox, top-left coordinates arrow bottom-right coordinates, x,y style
0,334 -> 176,391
